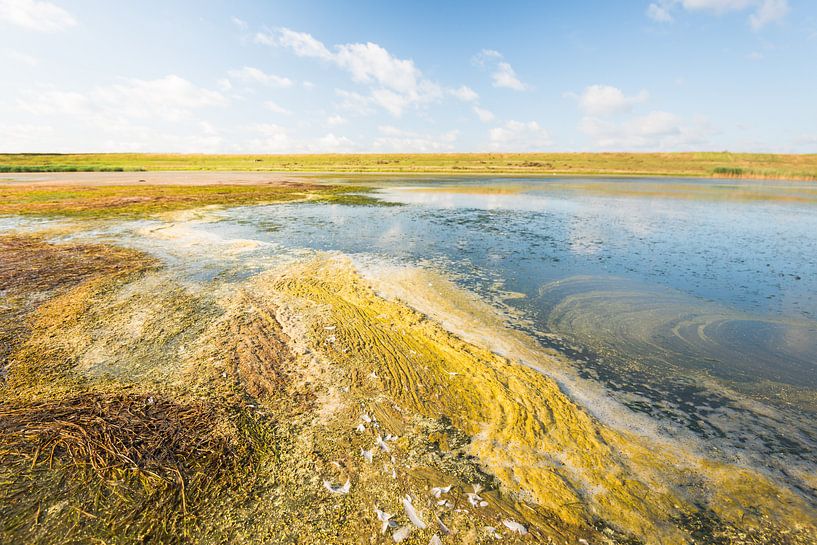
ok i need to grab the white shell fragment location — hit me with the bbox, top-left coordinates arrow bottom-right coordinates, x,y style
362,414 -> 373,423
361,449 -> 374,463
356,423 -> 366,433
322,479 -> 351,494
376,435 -> 391,453
392,525 -> 411,542
402,495 -> 427,529
429,535 -> 442,545
436,515 -> 451,535
466,483 -> 488,506
467,485 -> 485,507
431,485 -> 452,498
375,508 -> 397,535
502,519 -> 528,535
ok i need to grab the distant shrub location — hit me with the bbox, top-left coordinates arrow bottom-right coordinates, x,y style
713,167 -> 746,176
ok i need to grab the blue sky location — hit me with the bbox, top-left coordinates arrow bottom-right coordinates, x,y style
1,0 -> 815,153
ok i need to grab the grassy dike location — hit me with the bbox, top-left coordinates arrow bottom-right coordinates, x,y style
1,152 -> 816,180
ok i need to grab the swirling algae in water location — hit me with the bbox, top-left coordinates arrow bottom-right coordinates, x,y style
536,275 -> 817,501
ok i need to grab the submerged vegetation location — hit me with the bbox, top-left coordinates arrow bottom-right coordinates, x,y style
1,152 -> 816,180
1,232 -> 815,544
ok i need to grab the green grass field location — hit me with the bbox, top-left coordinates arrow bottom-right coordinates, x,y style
1,152 -> 816,179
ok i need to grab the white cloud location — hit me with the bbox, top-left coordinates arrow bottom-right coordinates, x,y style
0,0 -> 76,32
370,81 -> 442,116
373,125 -> 459,152
579,111 -> 714,149
569,81 -> 715,150
261,27 -> 467,116
315,133 -> 355,152
228,66 -> 293,88
492,62 -> 527,91
683,0 -> 755,13
230,16 -> 248,29
245,123 -> 355,152
18,90 -> 89,115
473,106 -> 495,123
334,42 -> 421,93
334,89 -> 376,116
573,85 -> 649,116
0,119 -> 227,154
647,1 -> 675,21
473,49 -> 529,91
264,27 -> 334,59
326,114 -> 347,126
253,31 -> 276,46
472,49 -> 502,66
247,123 -> 292,151
91,76 -> 226,121
263,100 -> 291,115
0,123 -> 54,152
2,47 -> 38,65
646,0 -> 789,29
451,85 -> 479,102
19,75 -> 226,122
749,0 -> 789,29
489,120 -> 551,150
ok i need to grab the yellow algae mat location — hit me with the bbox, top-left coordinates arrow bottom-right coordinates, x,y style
1,235 -> 815,544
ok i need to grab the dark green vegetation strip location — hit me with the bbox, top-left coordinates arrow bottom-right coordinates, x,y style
1,152 -> 816,179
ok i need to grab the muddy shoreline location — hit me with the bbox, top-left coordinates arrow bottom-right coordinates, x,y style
2,229 -> 815,544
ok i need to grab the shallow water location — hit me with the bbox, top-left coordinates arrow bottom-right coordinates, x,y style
45,176 -> 817,501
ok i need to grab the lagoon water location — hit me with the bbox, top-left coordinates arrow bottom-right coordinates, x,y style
87,176 -> 817,501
